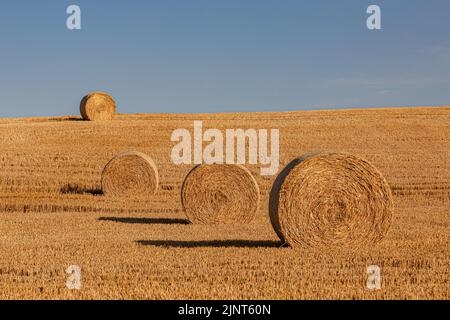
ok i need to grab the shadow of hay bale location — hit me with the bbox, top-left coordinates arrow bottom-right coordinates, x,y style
136,240 -> 283,248
60,183 -> 103,196
98,217 -> 190,225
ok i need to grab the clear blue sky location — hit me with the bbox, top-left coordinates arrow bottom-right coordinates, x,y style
0,0 -> 449,117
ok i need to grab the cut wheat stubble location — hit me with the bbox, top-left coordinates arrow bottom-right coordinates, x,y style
80,92 -> 117,121
102,151 -> 159,199
269,152 -> 393,251
181,164 -> 260,224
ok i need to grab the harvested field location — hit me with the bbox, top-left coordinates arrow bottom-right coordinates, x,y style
0,106 -> 448,299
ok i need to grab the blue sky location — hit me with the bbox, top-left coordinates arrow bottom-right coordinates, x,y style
0,0 -> 449,117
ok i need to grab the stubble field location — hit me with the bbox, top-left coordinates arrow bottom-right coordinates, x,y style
0,106 -> 448,299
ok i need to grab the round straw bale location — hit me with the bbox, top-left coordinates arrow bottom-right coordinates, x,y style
102,151 -> 159,198
269,152 -> 393,250
181,164 -> 260,224
80,92 -> 116,121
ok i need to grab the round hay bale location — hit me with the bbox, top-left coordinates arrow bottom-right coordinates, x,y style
269,152 -> 393,250
80,92 -> 116,121
102,151 -> 159,198
181,164 -> 260,224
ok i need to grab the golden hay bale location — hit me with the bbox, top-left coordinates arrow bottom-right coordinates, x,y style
80,92 -> 116,121
269,152 -> 393,250
181,164 -> 260,224
102,151 -> 159,198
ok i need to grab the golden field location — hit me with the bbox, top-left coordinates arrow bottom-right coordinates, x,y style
0,106 -> 448,299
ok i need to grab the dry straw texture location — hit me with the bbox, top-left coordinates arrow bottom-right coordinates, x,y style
102,151 -> 159,198
0,107 -> 448,299
269,152 -> 393,250
80,92 -> 117,121
181,164 -> 260,224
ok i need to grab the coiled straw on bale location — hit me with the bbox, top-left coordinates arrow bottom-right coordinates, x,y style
181,164 -> 260,224
80,92 -> 116,121
269,152 -> 393,250
102,151 -> 159,198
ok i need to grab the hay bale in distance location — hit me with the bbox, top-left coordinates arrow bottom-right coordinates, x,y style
80,92 -> 116,121
269,152 -> 393,250
181,164 -> 260,224
102,151 -> 159,198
